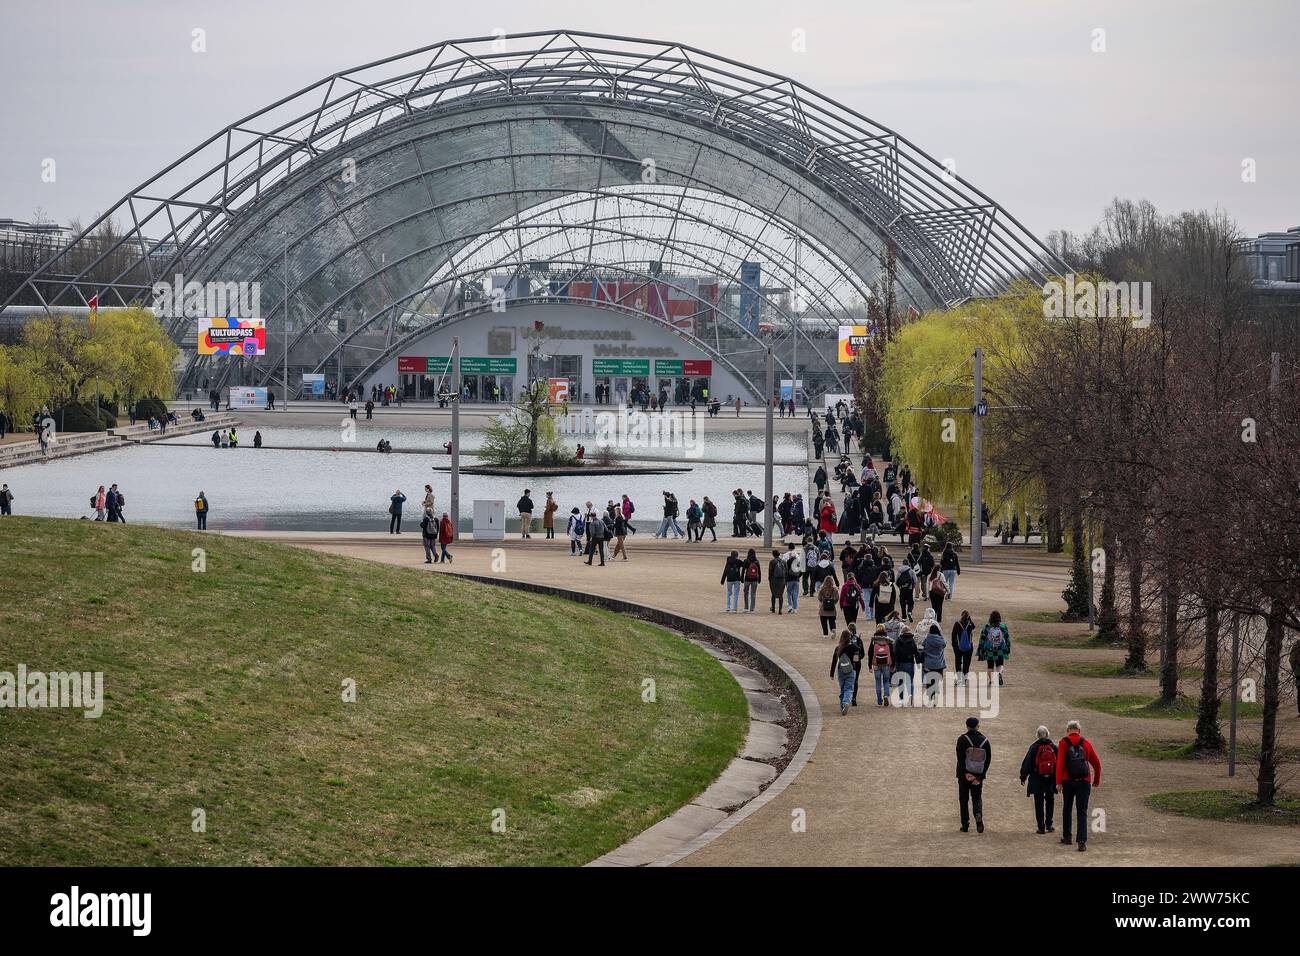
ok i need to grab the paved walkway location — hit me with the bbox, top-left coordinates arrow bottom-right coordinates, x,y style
233,530 -> 1299,867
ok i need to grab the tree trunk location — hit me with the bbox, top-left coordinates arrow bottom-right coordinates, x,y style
1256,601 -> 1285,806
1097,519 -> 1121,642
1194,601 -> 1224,751
1159,571 -> 1179,705
1123,530 -> 1146,672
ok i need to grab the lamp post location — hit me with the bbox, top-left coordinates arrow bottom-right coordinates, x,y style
763,342 -> 774,549
450,336 -> 461,540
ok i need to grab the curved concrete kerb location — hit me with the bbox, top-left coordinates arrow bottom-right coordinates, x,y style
440,571 -> 821,868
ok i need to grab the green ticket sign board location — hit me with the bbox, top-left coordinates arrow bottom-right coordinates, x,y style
592,358 -> 650,376
459,357 -> 517,374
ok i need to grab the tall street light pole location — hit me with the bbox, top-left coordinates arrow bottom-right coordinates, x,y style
282,228 -> 290,412
763,342 -> 774,549
450,336 -> 461,540
970,346 -> 986,565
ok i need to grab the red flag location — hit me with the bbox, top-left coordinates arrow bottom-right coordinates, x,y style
87,294 -> 99,333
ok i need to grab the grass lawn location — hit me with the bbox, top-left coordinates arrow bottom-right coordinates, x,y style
1145,790 -> 1300,827
0,517 -> 749,865
1045,661 -> 1202,680
1018,632 -> 1120,650
1074,693 -> 1262,721
1117,738 -> 1300,762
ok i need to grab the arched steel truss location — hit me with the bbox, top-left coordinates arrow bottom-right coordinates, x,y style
3,29 -> 1067,398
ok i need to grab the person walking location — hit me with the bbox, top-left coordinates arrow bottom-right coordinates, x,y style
940,542 -> 961,597
253,430 -> 262,449
839,572 -> 865,627
927,566 -> 949,622
873,571 -> 896,621
768,549 -> 788,614
106,484 -> 124,523
93,485 -> 107,521
951,610 -> 975,684
517,489 -> 535,539
194,491 -> 209,530
611,509 -> 629,561
740,547 -> 761,613
620,494 -> 637,535
1056,719 -> 1102,852
893,625 -> 919,703
685,499 -> 703,542
438,512 -> 454,563
1019,726 -> 1058,834
566,507 -> 583,556
816,576 -> 839,636
388,489 -> 407,533
895,561 -> 916,622
721,550 -> 744,613
583,506 -> 606,566
830,629 -> 861,716
422,485 -> 435,515
782,543 -> 804,613
921,622 -> 947,704
543,492 -> 558,539
701,496 -> 718,541
869,625 -> 894,706
420,509 -> 438,563
977,610 -> 1012,685
655,491 -> 684,539
0,483 -> 12,516
956,716 -> 992,833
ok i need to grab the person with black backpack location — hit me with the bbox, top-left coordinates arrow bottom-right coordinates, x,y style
895,562 -> 916,622
951,610 -> 976,685
956,716 -> 992,833
566,507 -> 583,556
1056,719 -> 1102,852
720,550 -> 744,612
1019,725 -> 1058,834
816,577 -> 839,636
768,549 -> 788,613
977,609 -> 1013,685
741,547 -> 762,613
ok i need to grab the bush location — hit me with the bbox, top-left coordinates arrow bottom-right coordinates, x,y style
133,396 -> 169,422
56,401 -> 117,432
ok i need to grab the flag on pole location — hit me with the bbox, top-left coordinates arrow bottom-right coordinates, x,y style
87,294 -> 99,334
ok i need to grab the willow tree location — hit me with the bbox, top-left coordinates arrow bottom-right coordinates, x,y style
93,307 -> 179,408
876,280 -> 1044,522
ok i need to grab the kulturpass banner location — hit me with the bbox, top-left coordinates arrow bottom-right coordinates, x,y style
199,318 -> 266,356
838,325 -> 871,363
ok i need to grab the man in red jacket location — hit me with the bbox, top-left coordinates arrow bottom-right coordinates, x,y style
1056,719 -> 1102,852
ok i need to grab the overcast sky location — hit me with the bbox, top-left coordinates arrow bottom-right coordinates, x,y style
1,0 -> 1295,240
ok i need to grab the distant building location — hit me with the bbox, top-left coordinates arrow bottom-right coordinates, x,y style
1237,226 -> 1300,284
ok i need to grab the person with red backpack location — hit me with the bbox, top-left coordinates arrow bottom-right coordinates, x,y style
868,625 -> 894,706
839,572 -> 866,626
741,548 -> 762,613
1056,719 -> 1102,852
1019,725 -> 1058,834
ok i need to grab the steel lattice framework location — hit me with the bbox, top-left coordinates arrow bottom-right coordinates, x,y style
2,29 -> 1067,396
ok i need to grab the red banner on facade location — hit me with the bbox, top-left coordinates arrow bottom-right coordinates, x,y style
397,355 -> 427,373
